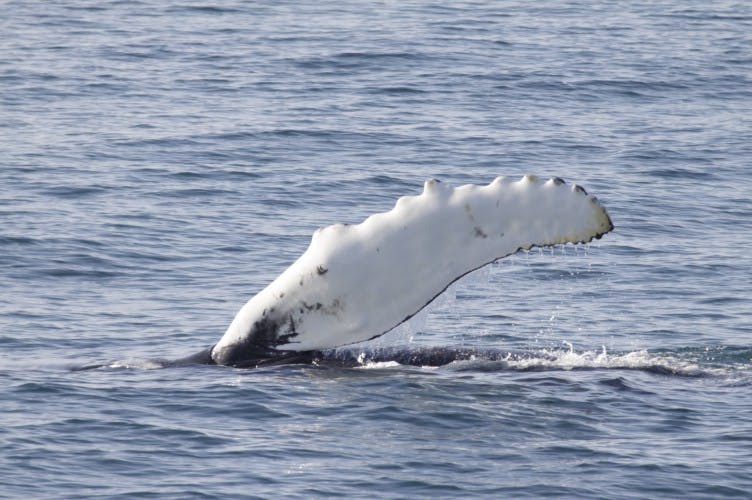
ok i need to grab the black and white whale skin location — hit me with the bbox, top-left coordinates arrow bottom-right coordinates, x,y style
192,175 -> 613,368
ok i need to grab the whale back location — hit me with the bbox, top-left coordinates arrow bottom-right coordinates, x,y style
211,176 -> 613,366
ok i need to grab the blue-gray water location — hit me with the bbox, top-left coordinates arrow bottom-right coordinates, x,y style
2,1 -> 751,498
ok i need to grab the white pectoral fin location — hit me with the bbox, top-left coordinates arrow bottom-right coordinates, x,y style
211,176 -> 613,366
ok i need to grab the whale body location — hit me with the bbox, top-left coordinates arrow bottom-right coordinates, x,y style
208,175 -> 613,367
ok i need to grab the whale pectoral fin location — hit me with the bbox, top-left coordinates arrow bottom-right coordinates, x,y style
211,176 -> 614,366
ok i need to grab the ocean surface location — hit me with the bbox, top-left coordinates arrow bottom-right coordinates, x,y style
2,0 -> 752,497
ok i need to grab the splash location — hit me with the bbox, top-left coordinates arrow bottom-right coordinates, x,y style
484,346 -> 705,376
332,344 -> 752,379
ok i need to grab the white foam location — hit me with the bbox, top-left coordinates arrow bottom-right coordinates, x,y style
455,345 -> 708,376
357,360 -> 402,369
344,344 -> 729,378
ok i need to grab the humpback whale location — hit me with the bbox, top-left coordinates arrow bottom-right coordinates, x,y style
194,175 -> 613,368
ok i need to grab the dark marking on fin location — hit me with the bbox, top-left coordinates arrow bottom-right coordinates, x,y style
553,177 -> 565,185
474,226 -> 488,238
300,301 -> 324,312
316,265 -> 328,275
